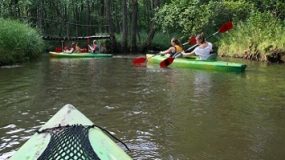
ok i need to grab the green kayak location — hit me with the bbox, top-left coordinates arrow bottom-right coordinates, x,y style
9,104 -> 132,160
146,54 -> 246,72
49,52 -> 113,58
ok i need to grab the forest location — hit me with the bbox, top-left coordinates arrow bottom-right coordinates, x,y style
0,0 -> 285,65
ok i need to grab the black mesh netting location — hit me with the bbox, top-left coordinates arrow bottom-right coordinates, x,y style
37,125 -> 100,160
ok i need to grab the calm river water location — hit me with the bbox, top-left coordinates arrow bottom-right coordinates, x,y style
0,55 -> 285,160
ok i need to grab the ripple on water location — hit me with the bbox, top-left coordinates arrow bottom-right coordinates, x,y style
0,150 -> 16,160
125,129 -> 161,159
2,124 -> 16,129
0,123 -> 39,155
0,65 -> 22,69
127,111 -> 148,117
104,105 -> 115,110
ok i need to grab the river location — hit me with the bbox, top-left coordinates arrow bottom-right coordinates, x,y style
0,55 -> 285,160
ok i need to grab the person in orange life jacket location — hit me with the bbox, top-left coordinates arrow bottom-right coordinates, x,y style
88,40 -> 99,53
182,33 -> 214,60
159,37 -> 184,57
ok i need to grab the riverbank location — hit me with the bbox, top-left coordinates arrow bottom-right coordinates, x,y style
218,12 -> 285,63
219,49 -> 285,63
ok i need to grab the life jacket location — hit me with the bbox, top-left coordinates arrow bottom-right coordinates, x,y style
169,45 -> 183,57
174,45 -> 183,53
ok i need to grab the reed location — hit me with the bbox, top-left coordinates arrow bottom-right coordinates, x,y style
218,12 -> 285,62
0,18 -> 44,66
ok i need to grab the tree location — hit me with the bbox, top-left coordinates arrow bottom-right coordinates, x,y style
121,0 -> 128,52
130,0 -> 138,52
104,0 -> 116,52
154,0 -> 254,35
142,0 -> 161,51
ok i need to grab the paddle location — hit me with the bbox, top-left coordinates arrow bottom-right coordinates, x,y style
132,55 -> 153,65
132,53 -> 161,65
132,36 -> 197,65
160,21 -> 233,68
183,36 -> 196,46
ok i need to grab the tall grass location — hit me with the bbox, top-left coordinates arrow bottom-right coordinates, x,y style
218,12 -> 285,62
0,18 -> 44,65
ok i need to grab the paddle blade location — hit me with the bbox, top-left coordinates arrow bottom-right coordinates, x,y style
183,36 -> 196,46
188,36 -> 196,45
132,57 -> 146,64
218,21 -> 233,33
160,57 -> 174,68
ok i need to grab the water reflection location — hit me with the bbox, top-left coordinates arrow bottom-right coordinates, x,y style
0,57 -> 285,159
0,123 -> 40,157
193,72 -> 212,98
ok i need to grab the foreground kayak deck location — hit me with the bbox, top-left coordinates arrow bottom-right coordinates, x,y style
10,104 -> 132,160
146,54 -> 246,72
49,52 -> 113,58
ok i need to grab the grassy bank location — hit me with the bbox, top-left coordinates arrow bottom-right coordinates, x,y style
0,19 -> 44,66
218,12 -> 285,63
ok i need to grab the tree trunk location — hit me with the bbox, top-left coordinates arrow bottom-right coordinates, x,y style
121,0 -> 128,53
100,0 -> 105,33
49,0 -> 64,36
9,0 -> 18,18
130,0 -> 138,52
64,6 -> 69,37
142,0 -> 161,51
36,0 -> 44,31
104,0 -> 116,52
142,24 -> 156,51
75,4 -> 79,36
87,0 -> 91,35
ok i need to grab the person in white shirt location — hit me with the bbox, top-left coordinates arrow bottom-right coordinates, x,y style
182,33 -> 214,60
88,40 -> 99,53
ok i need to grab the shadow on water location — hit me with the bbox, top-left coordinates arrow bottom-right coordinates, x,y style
0,56 -> 285,159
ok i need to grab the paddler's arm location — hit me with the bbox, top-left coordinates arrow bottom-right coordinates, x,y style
88,45 -> 94,51
159,47 -> 175,55
181,50 -> 195,57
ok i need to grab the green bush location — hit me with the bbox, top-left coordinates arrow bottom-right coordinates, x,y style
0,18 -> 44,65
154,0 -> 253,35
218,11 -> 285,61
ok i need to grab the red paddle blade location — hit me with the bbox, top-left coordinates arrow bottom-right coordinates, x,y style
188,36 -> 196,45
218,21 -> 233,33
132,57 -> 147,64
160,57 -> 174,68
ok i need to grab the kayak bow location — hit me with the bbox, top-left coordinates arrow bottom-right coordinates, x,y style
9,104 -> 132,160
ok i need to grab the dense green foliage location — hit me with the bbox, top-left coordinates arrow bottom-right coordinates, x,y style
115,31 -> 172,50
0,0 -> 171,52
218,12 -> 285,61
154,0 -> 285,62
0,0 -> 109,35
1,0 -> 285,62
154,0 -> 253,34
0,19 -> 44,65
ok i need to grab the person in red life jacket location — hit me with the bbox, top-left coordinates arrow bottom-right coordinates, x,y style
159,37 -> 184,57
88,40 -> 99,53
